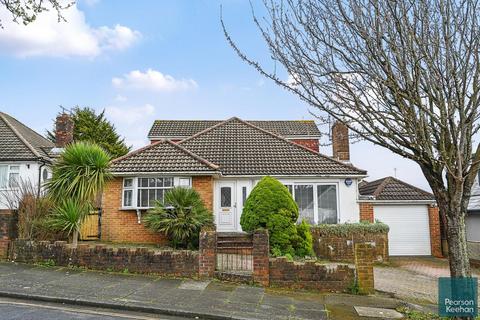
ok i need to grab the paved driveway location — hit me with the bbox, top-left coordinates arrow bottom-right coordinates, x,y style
375,257 -> 480,304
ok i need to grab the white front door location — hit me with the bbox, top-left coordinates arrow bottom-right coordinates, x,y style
216,181 -> 236,231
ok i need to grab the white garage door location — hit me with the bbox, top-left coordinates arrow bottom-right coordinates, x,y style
375,205 -> 431,256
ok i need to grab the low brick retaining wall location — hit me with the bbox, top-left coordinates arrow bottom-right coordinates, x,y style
6,230 -> 375,293
269,258 -> 355,292
9,240 -> 199,277
311,226 -> 388,263
468,241 -> 480,268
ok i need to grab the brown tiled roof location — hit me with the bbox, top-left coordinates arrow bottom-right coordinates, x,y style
148,119 -> 321,138
0,112 -> 54,161
359,176 -> 435,201
177,117 -> 366,176
110,139 -> 219,174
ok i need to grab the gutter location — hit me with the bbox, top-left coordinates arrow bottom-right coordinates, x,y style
357,199 -> 436,205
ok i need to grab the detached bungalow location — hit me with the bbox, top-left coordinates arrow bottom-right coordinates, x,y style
101,117 -> 367,243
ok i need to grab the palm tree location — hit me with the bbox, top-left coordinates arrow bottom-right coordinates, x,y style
144,187 -> 213,249
46,141 -> 112,246
46,141 -> 112,203
48,199 -> 88,247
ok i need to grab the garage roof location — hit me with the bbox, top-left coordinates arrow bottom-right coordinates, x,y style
359,176 -> 435,201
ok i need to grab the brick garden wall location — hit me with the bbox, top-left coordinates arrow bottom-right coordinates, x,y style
0,210 -> 17,258
269,258 -> 355,292
9,240 -> 199,277
311,228 -> 388,263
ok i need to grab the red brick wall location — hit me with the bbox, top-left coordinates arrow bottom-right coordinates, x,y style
311,227 -> 388,262
101,176 -> 214,244
192,176 -> 214,211
11,240 -> 199,277
101,178 -> 167,244
428,206 -> 442,258
269,258 -> 355,292
290,139 -> 319,152
359,202 -> 374,223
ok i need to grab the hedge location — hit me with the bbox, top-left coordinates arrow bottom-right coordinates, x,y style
312,222 -> 389,237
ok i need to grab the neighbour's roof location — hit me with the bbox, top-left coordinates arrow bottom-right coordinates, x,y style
0,111 -> 54,161
110,140 -> 220,174
468,174 -> 480,212
148,119 -> 321,139
177,117 -> 366,176
359,176 -> 435,201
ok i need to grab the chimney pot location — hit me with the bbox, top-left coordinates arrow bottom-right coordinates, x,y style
332,121 -> 350,161
55,113 -> 74,148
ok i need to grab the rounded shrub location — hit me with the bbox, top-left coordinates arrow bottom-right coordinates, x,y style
241,176 -> 310,256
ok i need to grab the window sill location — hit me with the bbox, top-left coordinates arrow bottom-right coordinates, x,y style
120,207 -> 153,211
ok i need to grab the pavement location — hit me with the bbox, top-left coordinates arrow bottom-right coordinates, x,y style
375,257 -> 480,305
0,261 -> 409,320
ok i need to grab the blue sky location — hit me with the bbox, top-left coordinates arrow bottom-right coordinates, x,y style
0,0 -> 428,190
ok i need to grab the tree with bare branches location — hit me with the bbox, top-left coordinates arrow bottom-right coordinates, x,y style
223,0 -> 480,278
0,0 -> 72,27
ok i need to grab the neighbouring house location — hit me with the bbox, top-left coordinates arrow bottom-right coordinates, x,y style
467,176 -> 480,242
358,177 -> 441,257
102,117 -> 366,243
0,111 -> 73,209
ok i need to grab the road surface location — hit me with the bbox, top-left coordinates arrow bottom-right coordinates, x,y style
0,298 -> 194,320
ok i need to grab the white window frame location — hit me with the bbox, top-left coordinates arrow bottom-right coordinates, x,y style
282,181 -> 340,225
0,164 -> 21,190
121,176 -> 192,210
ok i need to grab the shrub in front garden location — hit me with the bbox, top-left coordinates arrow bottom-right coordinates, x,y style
241,176 -> 314,257
45,141 -> 112,247
144,187 -> 213,249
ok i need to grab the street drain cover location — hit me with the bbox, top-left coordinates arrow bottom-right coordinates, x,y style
354,306 -> 403,319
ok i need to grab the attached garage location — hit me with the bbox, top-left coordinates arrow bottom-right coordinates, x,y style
359,177 -> 441,257
374,205 -> 431,256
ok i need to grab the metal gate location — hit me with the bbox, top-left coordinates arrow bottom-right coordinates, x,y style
80,208 -> 101,240
216,233 -> 253,273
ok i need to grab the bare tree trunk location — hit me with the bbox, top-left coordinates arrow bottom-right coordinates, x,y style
445,210 -> 471,277
72,230 -> 78,248
436,190 -> 471,278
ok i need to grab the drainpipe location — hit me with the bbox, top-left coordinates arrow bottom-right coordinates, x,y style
37,159 -> 46,197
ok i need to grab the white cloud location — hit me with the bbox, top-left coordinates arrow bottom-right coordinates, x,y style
105,104 -> 155,126
114,95 -> 127,102
0,3 -> 141,58
112,69 -> 198,92
104,104 -> 156,149
83,0 -> 100,6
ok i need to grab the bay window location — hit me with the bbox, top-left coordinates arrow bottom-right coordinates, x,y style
122,176 -> 190,209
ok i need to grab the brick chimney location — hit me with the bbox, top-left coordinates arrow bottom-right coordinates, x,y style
332,121 -> 350,161
55,112 -> 74,148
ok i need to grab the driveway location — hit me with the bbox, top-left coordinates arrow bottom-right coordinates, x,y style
375,257 -> 480,304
